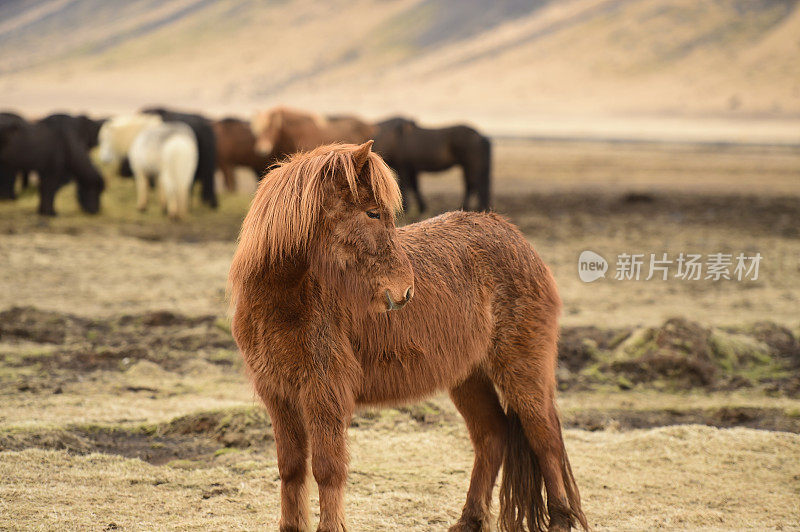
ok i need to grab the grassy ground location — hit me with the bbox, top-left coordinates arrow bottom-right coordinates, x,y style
1,139 -> 799,530
1,308 -> 799,531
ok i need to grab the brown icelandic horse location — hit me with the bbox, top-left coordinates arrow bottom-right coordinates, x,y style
251,107 -> 375,164
228,142 -> 587,532
213,117 -> 271,190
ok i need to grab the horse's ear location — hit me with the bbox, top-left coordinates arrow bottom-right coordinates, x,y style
352,140 -> 373,174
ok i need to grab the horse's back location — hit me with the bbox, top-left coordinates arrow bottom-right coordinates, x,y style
214,118 -> 253,153
1,121 -> 58,170
130,122 -> 196,173
102,113 -> 162,155
402,210 -> 535,273
403,210 -> 555,320
324,116 -> 375,144
392,123 -> 486,171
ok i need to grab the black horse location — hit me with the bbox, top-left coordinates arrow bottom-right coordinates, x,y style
372,117 -> 491,212
0,112 -> 32,196
0,113 -> 105,215
143,107 -> 218,208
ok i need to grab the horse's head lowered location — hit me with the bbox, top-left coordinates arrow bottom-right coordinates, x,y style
229,141 -> 414,313
251,109 -> 281,155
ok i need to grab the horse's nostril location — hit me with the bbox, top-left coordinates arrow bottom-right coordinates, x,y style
385,290 -> 393,310
385,289 -> 411,311
404,286 -> 413,302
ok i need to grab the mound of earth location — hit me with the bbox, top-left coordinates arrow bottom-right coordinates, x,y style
558,317 -> 800,395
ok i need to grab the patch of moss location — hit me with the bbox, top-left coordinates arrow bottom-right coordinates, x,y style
708,330 -> 784,384
613,327 -> 657,362
213,447 -> 240,457
166,459 -> 202,470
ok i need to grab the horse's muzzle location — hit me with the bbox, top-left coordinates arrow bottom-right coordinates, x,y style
255,140 -> 273,155
385,286 -> 413,311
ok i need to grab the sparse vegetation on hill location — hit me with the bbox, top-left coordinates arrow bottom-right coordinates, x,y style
1,0 -> 799,133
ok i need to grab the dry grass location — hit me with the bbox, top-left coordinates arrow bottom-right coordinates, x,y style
2,425 -> 799,530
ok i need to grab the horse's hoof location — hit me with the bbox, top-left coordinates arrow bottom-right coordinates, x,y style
315,524 -> 346,532
448,516 -> 489,532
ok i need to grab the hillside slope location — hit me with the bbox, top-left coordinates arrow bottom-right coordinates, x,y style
1,0 -> 799,140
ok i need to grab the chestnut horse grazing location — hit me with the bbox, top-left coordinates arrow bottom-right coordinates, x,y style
213,117 -> 271,190
228,142 -> 587,532
251,107 -> 375,162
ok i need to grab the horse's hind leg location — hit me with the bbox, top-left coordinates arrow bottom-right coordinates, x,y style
176,183 -> 190,219
0,166 -> 16,199
492,323 -> 587,530
396,166 -> 413,212
448,370 -> 508,532
156,175 -> 169,215
133,170 -> 149,211
460,166 -> 475,211
220,163 -> 236,192
37,171 -> 60,216
259,390 -> 311,532
491,304 -> 588,530
407,170 -> 427,213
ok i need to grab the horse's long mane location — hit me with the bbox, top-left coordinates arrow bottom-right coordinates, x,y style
228,143 -> 401,300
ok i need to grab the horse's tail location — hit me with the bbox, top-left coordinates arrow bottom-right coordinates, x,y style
162,133 -> 198,218
498,405 -> 588,532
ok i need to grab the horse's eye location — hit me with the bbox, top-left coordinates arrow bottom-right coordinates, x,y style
366,210 -> 380,219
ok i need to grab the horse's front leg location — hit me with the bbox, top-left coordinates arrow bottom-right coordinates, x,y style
302,382 -> 355,532
262,393 -> 311,532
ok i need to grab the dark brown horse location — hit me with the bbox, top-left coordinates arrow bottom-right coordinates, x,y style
229,142 -> 586,531
213,117 -> 271,191
373,117 -> 492,212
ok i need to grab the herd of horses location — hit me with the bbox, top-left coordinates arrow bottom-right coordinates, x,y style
0,106 -> 492,218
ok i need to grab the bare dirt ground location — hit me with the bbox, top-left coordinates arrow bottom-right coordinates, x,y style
1,139 -> 799,530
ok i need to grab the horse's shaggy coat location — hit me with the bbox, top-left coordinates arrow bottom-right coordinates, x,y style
229,142 -> 586,532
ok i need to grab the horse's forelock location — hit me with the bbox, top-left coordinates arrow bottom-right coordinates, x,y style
363,153 -> 402,215
228,144 -> 402,302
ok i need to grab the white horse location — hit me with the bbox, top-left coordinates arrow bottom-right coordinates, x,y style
98,113 -> 163,169
128,122 -> 198,219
